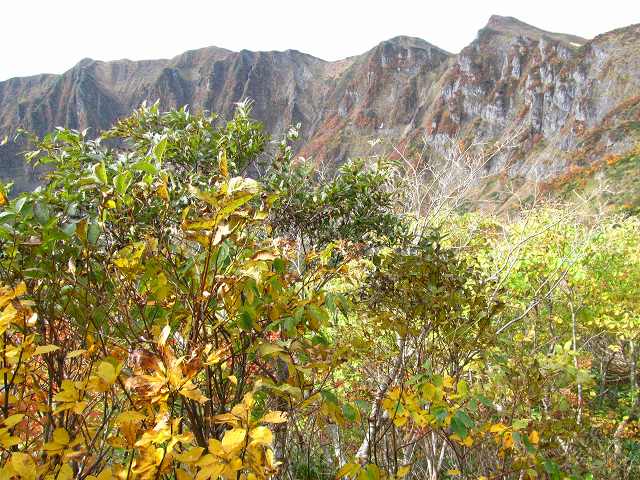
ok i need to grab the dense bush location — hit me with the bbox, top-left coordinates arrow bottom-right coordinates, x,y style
0,104 -> 639,480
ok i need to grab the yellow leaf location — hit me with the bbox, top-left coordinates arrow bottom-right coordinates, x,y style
43,439 -> 66,454
249,426 -> 273,446
489,423 -> 508,433
113,242 -> 145,271
195,463 -> 224,480
179,385 -> 209,404
529,430 -> 540,445
53,380 -> 79,403
446,469 -> 461,476
228,457 -> 243,471
96,468 -> 113,480
11,453 -> 35,480
207,439 -> 224,456
33,344 -> 60,355
443,375 -> 455,389
266,448 -> 281,469
53,428 -> 70,445
227,374 -> 237,385
503,432 -> 514,449
72,401 -> 88,414
9,282 -> 26,299
174,446 -> 204,463
4,414 -> 24,428
393,414 -> 408,427
257,343 -> 284,356
336,463 -> 360,478
221,428 -> 246,452
66,349 -> 86,359
157,182 -> 170,201
0,434 -> 20,449
115,410 -> 146,426
218,150 -> 229,178
397,465 -> 411,478
212,413 -> 238,425
158,324 -> 171,347
422,383 -> 436,401
58,464 -> 73,480
0,190 -> 6,206
97,361 -> 117,384
463,435 -> 473,447
176,468 -> 193,480
260,411 -> 288,424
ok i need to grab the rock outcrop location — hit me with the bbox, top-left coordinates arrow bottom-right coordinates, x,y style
1,16 -> 639,193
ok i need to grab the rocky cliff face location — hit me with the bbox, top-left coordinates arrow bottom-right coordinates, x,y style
1,16 -> 639,194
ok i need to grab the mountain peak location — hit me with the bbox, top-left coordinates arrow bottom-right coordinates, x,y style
487,15 -> 534,31
75,57 -> 96,68
483,14 -> 588,45
384,35 -> 429,46
378,36 -> 451,55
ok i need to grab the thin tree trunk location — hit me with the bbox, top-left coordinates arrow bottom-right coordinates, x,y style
328,423 -> 347,469
570,302 -> 582,425
355,335 -> 406,463
630,340 -> 638,403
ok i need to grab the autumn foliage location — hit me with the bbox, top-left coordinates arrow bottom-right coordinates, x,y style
0,104 -> 639,479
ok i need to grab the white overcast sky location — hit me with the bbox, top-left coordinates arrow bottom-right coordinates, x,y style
1,0 -> 639,81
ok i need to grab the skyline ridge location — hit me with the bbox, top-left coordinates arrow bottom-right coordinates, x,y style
0,14 -> 605,82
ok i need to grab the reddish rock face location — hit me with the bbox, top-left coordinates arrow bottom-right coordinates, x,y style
1,16 -> 639,193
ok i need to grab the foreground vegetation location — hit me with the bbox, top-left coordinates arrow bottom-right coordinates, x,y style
0,103 -> 638,479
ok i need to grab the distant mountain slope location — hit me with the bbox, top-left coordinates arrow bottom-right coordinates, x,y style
1,15 -> 639,196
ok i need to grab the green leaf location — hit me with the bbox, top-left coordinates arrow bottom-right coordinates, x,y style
94,162 -> 108,184
153,137 -> 168,162
450,418 -> 467,439
456,410 -> 475,428
87,222 -> 101,245
273,258 -> 286,275
215,242 -> 230,268
512,431 -> 522,444
14,197 -> 27,214
451,410 -> 473,438
114,171 -> 133,195
363,463 -> 380,480
432,406 -> 448,424
258,343 -> 284,356
283,316 -> 300,336
476,394 -> 494,409
456,379 -> 469,397
306,304 -> 328,329
33,202 -> 50,224
512,418 -> 529,431
543,460 -> 561,480
238,306 -> 256,331
342,403 -> 358,422
60,223 -> 76,237
133,160 -> 158,174
355,400 -> 370,414
320,389 -> 339,405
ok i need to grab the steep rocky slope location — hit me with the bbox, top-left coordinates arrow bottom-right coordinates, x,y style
1,16 -> 639,195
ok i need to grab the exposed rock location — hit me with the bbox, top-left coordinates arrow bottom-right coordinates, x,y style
1,16 -> 639,193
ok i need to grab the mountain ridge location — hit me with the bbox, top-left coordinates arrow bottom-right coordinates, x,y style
1,15 -> 639,197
